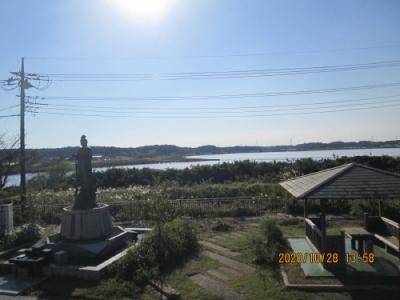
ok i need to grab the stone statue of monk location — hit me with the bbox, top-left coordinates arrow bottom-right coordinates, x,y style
73,135 -> 97,209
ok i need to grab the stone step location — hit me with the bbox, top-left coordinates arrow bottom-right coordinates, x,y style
207,269 -> 231,282
189,274 -> 245,300
218,266 -> 243,278
230,232 -> 246,238
214,234 -> 229,240
199,241 -> 239,257
202,251 -> 255,273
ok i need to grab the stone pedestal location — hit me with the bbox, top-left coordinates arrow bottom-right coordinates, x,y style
60,203 -> 112,241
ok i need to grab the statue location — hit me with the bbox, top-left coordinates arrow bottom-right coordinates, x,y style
73,135 -> 97,210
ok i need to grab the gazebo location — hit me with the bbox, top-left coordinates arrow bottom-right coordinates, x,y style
280,163 -> 400,268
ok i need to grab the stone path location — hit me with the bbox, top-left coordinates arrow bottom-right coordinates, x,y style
189,232 -> 256,299
214,234 -> 229,240
218,266 -> 242,278
199,241 -> 240,257
230,232 -> 246,238
202,251 -> 255,273
207,269 -> 231,281
189,274 -> 245,300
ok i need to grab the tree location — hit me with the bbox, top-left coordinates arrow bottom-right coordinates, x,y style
0,133 -> 19,191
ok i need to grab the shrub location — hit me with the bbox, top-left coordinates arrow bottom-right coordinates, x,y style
113,217 -> 198,284
212,220 -> 232,232
0,223 -> 42,251
351,199 -> 400,221
250,218 -> 288,265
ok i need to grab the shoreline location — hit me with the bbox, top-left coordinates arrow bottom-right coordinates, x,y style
12,156 -> 219,175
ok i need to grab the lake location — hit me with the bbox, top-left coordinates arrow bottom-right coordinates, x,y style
6,147 -> 400,187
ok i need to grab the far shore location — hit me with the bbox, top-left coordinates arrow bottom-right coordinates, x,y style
16,156 -> 219,175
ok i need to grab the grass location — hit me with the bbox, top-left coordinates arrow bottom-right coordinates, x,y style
279,223 -> 305,237
208,231 -> 257,264
163,255 -> 224,300
277,218 -> 363,238
230,268 -> 306,300
35,277 -> 146,300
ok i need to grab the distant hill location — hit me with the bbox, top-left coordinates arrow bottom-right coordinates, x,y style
24,140 -> 400,161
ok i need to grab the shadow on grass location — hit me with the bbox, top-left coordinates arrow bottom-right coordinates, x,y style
34,276 -> 142,300
34,277 -> 99,299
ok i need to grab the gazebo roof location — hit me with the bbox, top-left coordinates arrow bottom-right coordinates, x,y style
280,163 -> 400,199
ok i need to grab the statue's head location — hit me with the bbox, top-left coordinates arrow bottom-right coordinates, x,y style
80,135 -> 88,147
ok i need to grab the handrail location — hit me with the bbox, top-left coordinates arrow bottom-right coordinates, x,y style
305,218 -> 322,237
381,216 -> 400,229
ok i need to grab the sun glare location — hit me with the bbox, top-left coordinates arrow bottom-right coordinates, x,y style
113,0 -> 175,22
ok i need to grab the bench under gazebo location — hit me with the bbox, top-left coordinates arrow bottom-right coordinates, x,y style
280,163 -> 400,270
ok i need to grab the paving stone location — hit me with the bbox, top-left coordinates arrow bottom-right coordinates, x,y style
199,241 -> 239,257
214,234 -> 229,240
202,251 -> 255,273
218,266 -> 243,278
189,273 -> 245,300
230,232 -> 246,238
207,269 -> 231,281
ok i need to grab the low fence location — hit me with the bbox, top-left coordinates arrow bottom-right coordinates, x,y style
12,196 -> 285,225
305,217 -> 323,252
365,213 -> 400,242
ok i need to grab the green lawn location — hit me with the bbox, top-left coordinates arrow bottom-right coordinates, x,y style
163,255 -> 223,300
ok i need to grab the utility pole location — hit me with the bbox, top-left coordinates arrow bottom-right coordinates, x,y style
19,58 -> 27,216
1,59 -> 50,219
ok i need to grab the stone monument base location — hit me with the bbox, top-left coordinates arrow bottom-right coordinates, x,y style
60,203 -> 112,241
47,226 -> 137,261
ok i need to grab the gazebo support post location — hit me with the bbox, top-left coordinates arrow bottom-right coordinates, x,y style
363,212 -> 370,231
378,199 -> 382,217
303,198 -> 308,218
320,199 -> 327,252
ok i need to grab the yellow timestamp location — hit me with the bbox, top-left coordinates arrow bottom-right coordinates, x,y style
345,252 -> 375,264
278,252 -> 375,264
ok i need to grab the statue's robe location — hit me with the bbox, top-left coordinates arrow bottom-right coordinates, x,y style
73,147 -> 97,210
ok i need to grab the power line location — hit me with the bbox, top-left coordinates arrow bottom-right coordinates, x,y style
38,95 -> 400,114
24,43 -> 400,61
35,59 -> 400,82
161,60 -> 400,80
29,81 -> 400,102
28,102 -> 400,119
37,99 -> 400,115
0,114 -> 20,118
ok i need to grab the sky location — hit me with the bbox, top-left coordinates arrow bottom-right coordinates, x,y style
0,0 -> 400,149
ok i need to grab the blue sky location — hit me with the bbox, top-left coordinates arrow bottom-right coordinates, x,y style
0,0 -> 400,148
